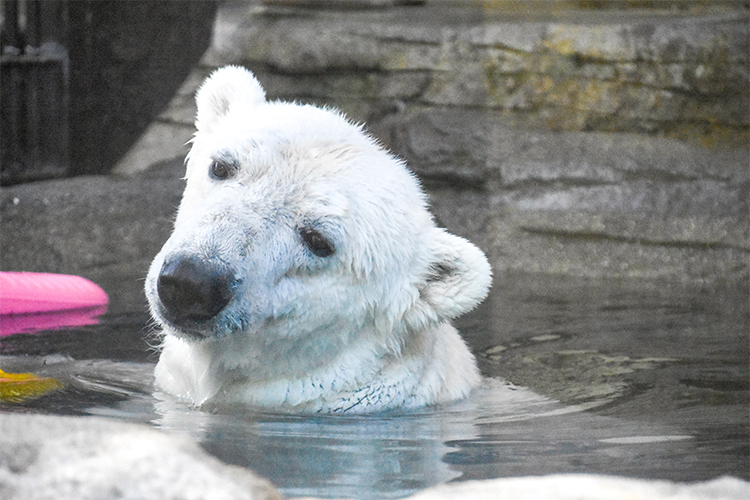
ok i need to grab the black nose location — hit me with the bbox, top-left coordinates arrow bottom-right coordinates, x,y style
157,256 -> 233,327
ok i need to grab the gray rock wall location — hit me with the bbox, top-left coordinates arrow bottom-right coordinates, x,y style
114,1 -> 748,283
206,3 -> 748,147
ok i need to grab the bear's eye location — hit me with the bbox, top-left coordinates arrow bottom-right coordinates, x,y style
209,159 -> 235,180
299,227 -> 335,258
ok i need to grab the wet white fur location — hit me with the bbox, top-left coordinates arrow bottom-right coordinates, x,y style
145,66 -> 491,413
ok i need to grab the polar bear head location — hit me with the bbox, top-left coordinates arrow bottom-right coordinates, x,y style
145,66 -> 491,411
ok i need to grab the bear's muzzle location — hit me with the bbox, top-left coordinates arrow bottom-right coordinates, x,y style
157,255 -> 234,333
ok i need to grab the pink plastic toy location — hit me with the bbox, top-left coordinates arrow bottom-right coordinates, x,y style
0,272 -> 109,336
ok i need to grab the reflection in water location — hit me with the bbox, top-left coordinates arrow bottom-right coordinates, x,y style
0,272 -> 109,336
0,272 -> 109,402
0,273 -> 747,498
0,306 -> 109,337
153,380 -> 540,497
150,379 -> 699,499
0,368 -> 64,402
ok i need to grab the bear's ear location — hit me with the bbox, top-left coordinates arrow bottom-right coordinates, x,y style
417,229 -> 492,321
195,66 -> 266,133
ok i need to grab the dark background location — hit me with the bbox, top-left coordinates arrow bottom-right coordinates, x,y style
1,0 -> 217,184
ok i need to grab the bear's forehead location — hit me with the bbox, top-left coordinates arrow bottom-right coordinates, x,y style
220,102 -> 366,150
186,99 -> 426,224
194,102 -> 393,182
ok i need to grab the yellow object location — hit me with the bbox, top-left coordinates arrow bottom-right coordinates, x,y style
0,368 -> 63,403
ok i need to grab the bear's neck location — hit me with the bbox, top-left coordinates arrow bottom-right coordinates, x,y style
155,321 -> 480,413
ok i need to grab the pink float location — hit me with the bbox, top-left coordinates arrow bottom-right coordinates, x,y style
0,272 -> 109,336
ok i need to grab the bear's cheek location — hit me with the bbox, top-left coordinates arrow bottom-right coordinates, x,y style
264,273 -> 369,329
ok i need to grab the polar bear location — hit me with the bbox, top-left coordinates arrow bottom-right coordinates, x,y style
145,66 -> 492,414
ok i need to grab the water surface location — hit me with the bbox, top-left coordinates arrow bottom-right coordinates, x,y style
1,272 -> 747,498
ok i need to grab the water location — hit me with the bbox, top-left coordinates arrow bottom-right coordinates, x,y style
1,272 -> 747,498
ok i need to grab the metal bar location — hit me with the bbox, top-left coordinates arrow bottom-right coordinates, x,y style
2,0 -> 21,48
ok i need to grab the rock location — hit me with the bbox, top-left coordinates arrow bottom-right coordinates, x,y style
406,474 -> 749,500
0,413 -> 282,500
197,2 -> 748,145
115,2 -> 749,159
0,160 -> 184,311
408,109 -> 748,282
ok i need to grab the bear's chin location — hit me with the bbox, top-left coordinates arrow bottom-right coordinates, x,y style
156,316 -> 231,343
